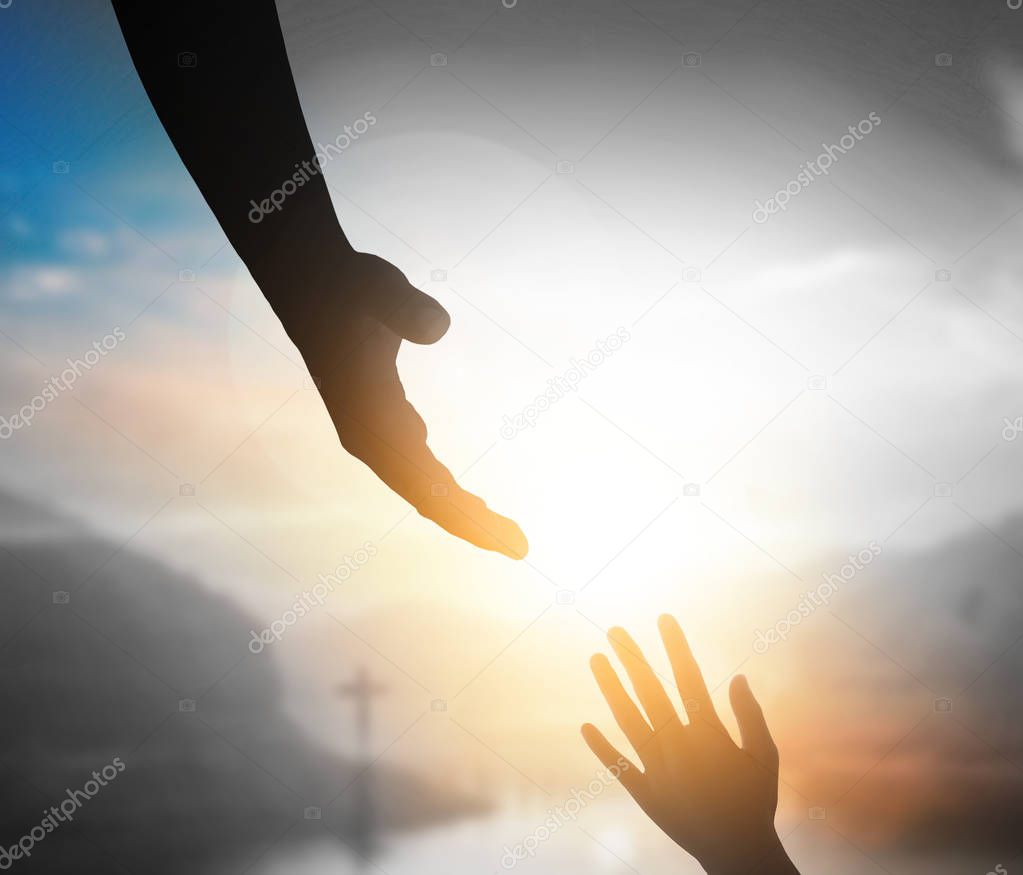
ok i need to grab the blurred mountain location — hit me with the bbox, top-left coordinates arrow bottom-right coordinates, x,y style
0,488 -> 488,874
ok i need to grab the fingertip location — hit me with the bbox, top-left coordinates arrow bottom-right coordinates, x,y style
377,281 -> 450,345
492,527 -> 527,560
411,303 -> 451,345
503,523 -> 529,560
730,674 -> 753,701
477,505 -> 527,560
580,723 -> 604,751
434,492 -> 526,559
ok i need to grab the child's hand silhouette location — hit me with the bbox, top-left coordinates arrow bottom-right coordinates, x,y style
582,615 -> 800,875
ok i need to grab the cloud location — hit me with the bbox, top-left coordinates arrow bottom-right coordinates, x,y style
5,266 -> 79,301
773,514 -> 1023,867
58,228 -> 112,259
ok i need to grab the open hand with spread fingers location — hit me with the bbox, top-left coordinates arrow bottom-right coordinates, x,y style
581,615 -> 801,875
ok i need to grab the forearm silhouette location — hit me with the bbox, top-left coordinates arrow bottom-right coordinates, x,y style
112,1 -> 527,559
583,615 -> 801,875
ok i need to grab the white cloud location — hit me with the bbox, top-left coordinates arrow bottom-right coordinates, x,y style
59,228 -> 111,257
6,266 -> 79,301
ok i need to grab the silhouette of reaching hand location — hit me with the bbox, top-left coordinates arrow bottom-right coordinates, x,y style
297,251 -> 528,558
582,615 -> 800,874
111,1 -> 527,559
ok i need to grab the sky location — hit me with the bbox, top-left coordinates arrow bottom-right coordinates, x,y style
2,0 -> 1023,873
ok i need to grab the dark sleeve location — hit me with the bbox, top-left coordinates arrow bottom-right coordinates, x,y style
111,0 -> 357,332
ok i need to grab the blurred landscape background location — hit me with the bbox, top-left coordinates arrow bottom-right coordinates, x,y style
2,0 -> 1023,872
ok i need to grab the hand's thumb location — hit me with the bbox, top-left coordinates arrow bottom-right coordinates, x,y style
367,274 -> 450,345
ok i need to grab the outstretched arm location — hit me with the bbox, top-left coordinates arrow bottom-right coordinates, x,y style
583,615 -> 801,875
111,1 -> 527,559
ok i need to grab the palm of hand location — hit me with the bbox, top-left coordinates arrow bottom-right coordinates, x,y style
639,712 -> 778,869
583,616 -> 785,874
293,253 -> 527,559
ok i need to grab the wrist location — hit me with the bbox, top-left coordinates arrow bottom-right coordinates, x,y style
246,224 -> 358,351
704,830 -> 798,875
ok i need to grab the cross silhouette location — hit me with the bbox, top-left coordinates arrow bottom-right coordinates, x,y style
336,666 -> 387,755
336,666 -> 388,863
